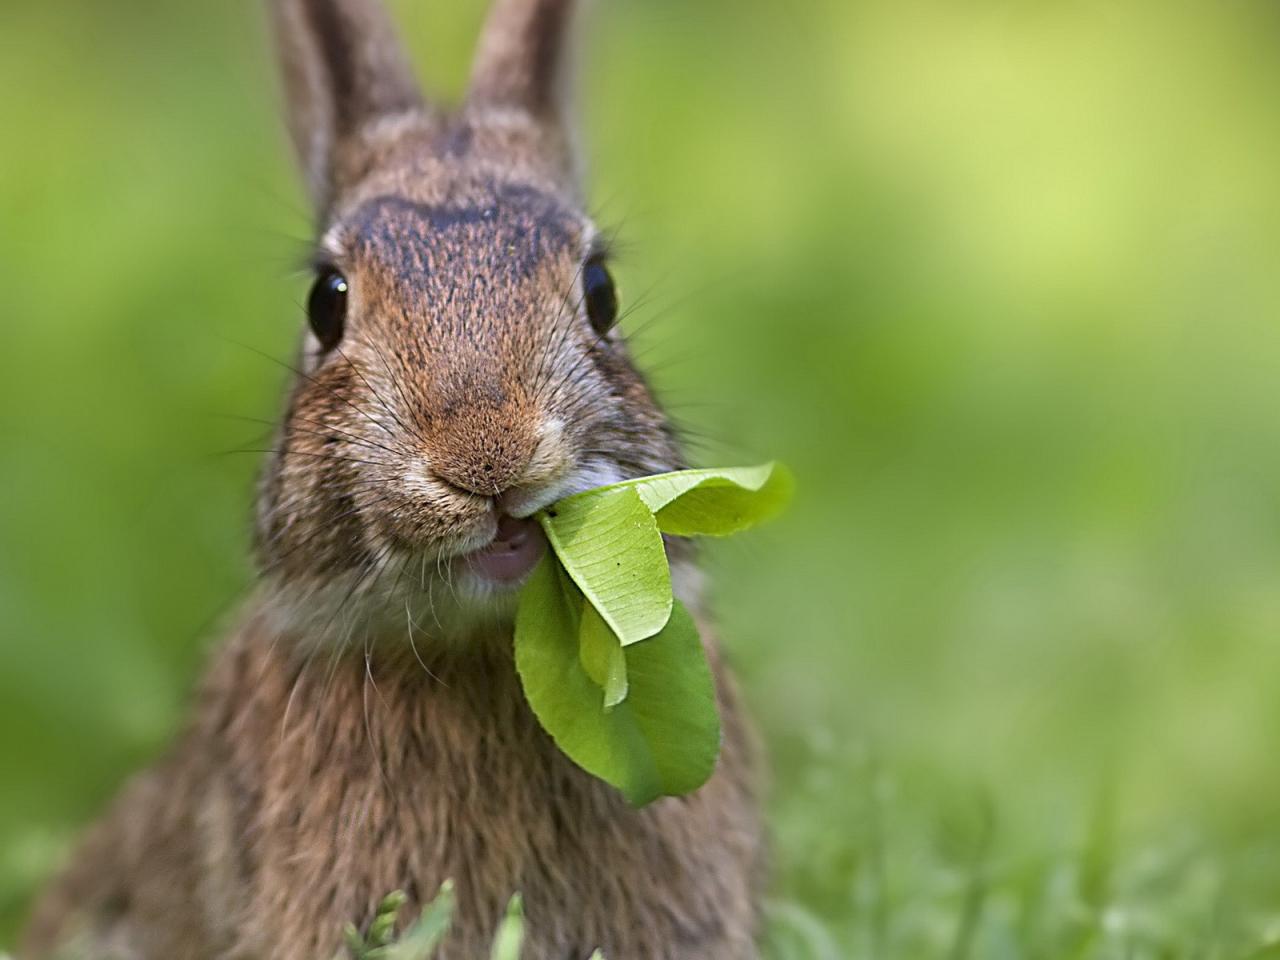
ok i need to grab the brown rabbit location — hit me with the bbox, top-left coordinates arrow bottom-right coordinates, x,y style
19,1 -> 765,957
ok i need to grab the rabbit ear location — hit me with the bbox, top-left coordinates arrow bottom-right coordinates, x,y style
467,0 -> 581,178
268,0 -> 425,213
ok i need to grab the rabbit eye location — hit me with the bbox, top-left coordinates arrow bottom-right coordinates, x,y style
307,269 -> 348,351
582,258 -> 618,336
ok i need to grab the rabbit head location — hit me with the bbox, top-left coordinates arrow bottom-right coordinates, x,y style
255,0 -> 685,643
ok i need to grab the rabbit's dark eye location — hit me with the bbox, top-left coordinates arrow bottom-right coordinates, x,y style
307,269 -> 348,351
582,258 -> 618,336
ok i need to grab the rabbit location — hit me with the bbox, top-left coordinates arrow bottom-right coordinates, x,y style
18,1 -> 765,958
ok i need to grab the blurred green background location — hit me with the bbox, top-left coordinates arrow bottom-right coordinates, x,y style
4,0 -> 1280,955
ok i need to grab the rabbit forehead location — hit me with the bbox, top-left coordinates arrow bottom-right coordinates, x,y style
342,181 -> 586,280
319,181 -> 596,407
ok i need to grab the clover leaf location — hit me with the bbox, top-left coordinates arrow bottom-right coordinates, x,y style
514,558 -> 717,805
537,486 -> 671,647
514,462 -> 790,805
579,602 -> 629,709
606,462 -> 795,537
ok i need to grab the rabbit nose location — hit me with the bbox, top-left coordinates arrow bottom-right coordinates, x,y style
432,448 -> 530,498
428,412 -> 540,498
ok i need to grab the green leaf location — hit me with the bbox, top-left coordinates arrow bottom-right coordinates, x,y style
384,881 -> 455,960
579,601 -> 628,709
514,462 -> 789,804
515,558 -> 661,802
537,486 -> 671,646
515,559 -> 720,805
620,599 -> 721,798
344,923 -> 367,958
367,890 -> 406,948
568,461 -> 794,538
489,894 -> 524,960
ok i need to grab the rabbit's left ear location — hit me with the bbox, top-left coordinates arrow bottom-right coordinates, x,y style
467,0 -> 583,184
268,0 -> 426,215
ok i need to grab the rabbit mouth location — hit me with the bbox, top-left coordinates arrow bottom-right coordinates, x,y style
453,514 -> 546,586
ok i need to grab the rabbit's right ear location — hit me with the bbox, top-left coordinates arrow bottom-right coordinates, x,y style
467,0 -> 582,186
267,0 -> 425,215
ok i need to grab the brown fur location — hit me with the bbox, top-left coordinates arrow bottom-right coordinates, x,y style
21,611 -> 761,959
20,1 -> 765,957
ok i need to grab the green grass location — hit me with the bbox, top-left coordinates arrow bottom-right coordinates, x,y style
12,804 -> 1280,959
348,843 -> 1280,960
4,0 -> 1280,956
762,752 -> 1280,959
